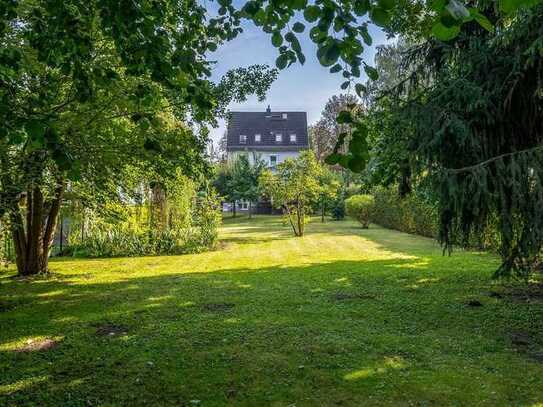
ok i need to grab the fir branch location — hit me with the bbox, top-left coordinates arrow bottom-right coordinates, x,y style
444,144 -> 543,174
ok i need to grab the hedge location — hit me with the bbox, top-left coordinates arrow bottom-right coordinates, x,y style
370,187 -> 438,238
369,187 -> 500,249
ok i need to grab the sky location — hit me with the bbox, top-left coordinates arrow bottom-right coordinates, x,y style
207,10 -> 390,146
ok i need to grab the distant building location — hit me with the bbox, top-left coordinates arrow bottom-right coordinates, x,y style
225,106 -> 309,213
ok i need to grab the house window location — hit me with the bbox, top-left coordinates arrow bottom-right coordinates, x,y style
239,201 -> 249,210
275,133 -> 282,143
269,155 -> 277,168
282,113 -> 288,119
290,134 -> 297,143
255,134 -> 261,143
239,134 -> 247,144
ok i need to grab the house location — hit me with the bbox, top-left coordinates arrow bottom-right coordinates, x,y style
225,106 -> 309,213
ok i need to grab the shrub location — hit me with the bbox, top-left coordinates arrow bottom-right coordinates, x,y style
331,194 -> 345,220
345,194 -> 375,228
369,187 -> 500,250
65,182 -> 222,258
371,187 -> 438,238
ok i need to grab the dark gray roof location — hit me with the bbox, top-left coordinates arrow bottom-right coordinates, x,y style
226,110 -> 309,150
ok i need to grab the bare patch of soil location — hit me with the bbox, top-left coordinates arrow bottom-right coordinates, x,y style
509,330 -> 543,364
0,301 -> 16,313
16,338 -> 59,353
94,323 -> 129,337
202,303 -> 235,312
510,330 -> 532,347
528,351 -> 543,363
497,284 -> 543,303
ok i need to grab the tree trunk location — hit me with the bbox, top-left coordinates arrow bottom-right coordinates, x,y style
284,205 -> 299,236
296,201 -> 304,237
232,201 -> 236,218
248,201 -> 252,219
321,199 -> 325,223
10,181 -> 64,276
150,182 -> 167,232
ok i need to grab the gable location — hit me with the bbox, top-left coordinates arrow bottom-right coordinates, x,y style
226,111 -> 309,150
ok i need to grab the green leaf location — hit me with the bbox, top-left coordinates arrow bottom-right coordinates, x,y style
430,0 -> 447,11
378,0 -> 395,11
275,54 -> 289,69
324,153 -> 341,165
243,0 -> 261,15
431,22 -> 461,40
292,22 -> 305,33
353,0 -> 371,15
360,26 -> 372,46
470,9 -> 494,32
309,26 -> 327,43
330,64 -> 342,73
296,50 -> 306,65
292,0 -> 307,9
272,31 -> 283,47
289,35 -> 302,52
355,83 -> 366,97
318,42 -> 341,67
440,12 -> 458,28
207,42 -> 218,52
336,110 -> 353,124
348,156 -> 366,172
339,154 -> 352,168
25,120 -> 46,140
285,32 -> 296,43
304,6 -> 321,22
341,80 -> 350,90
364,65 -> 379,80
349,136 -> 367,155
369,6 -> 390,26
499,0 -> 538,13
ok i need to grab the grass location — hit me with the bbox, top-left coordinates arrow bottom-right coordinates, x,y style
1,215 -> 543,406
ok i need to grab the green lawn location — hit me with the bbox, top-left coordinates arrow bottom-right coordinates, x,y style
1,216 -> 543,406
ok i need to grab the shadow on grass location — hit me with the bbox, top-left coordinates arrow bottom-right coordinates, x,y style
0,217 -> 536,405
0,252 -> 540,405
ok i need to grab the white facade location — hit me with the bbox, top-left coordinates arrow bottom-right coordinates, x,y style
227,150 -> 301,169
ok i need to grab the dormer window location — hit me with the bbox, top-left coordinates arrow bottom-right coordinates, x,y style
290,134 -> 297,143
282,113 -> 288,119
275,133 -> 282,143
239,134 -> 247,144
255,134 -> 261,143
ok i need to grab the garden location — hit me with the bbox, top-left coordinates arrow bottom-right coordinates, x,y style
1,0 -> 543,405
2,216 -> 543,405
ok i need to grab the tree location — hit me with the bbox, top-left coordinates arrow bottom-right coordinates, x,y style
229,154 -> 267,218
309,94 -> 361,162
2,0 -> 538,276
213,163 -> 237,217
213,154 -> 266,218
0,1 -> 277,275
316,168 -> 341,222
359,6 -> 543,278
259,151 -> 322,236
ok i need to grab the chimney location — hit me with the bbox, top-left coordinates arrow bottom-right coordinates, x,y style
266,105 -> 271,114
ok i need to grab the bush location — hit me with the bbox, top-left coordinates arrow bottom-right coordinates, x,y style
66,181 -> 222,258
345,194 -> 375,228
370,186 -> 501,250
370,187 -> 438,238
331,194 -> 345,220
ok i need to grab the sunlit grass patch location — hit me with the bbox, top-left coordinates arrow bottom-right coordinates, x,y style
0,216 -> 542,405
